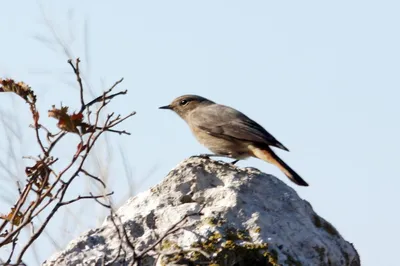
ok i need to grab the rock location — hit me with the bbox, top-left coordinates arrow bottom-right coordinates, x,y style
43,157 -> 360,266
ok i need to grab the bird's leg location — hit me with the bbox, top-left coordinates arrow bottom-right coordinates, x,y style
197,153 -> 214,159
196,154 -> 240,165
197,154 -> 234,160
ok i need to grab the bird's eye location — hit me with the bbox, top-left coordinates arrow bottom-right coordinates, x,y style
180,100 -> 189,106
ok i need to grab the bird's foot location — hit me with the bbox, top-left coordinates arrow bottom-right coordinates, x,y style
198,154 -> 235,159
195,154 -> 239,165
194,154 -> 214,159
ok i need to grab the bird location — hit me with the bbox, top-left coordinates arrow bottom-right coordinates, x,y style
159,95 -> 309,186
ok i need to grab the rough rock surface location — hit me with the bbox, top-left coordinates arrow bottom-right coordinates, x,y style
43,157 -> 360,266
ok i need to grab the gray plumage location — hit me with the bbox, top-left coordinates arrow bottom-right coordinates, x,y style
159,94 -> 309,186
189,103 -> 289,151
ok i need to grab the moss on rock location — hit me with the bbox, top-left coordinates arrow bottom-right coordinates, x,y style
160,226 -> 280,266
312,214 -> 339,236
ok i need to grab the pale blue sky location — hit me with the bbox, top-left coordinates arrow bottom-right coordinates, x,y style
1,1 -> 399,265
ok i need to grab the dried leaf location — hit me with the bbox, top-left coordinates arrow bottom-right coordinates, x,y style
48,106 -> 69,120
0,207 -> 24,226
0,78 -> 36,103
25,161 -> 51,191
74,142 -> 87,157
48,105 -> 85,133
71,113 -> 83,121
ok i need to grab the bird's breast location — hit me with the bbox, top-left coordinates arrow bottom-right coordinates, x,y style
190,126 -> 250,159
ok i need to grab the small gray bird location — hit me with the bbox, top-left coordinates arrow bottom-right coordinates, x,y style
159,95 -> 309,186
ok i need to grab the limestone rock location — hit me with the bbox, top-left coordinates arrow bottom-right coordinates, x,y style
43,157 -> 360,266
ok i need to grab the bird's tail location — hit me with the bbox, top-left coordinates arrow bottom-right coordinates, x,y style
248,145 -> 309,186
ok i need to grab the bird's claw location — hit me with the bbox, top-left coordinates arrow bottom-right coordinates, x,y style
197,154 -> 213,159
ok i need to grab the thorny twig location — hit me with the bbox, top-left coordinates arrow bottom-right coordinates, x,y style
67,58 -> 85,108
79,78 -> 124,113
136,204 -> 206,262
0,58 -> 135,264
80,169 -> 107,188
59,192 -> 114,206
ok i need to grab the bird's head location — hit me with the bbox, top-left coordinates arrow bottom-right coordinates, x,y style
159,95 -> 214,120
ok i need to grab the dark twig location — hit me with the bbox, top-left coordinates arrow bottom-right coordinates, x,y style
46,132 -> 67,156
90,193 -> 112,208
80,169 -> 107,188
67,58 -> 85,108
33,123 -> 47,156
79,79 -> 124,113
95,127 -> 132,135
121,217 -> 137,264
0,58 -> 134,264
137,204 -> 206,259
107,112 -> 136,129
108,209 -> 127,265
5,237 -> 18,265
59,192 -> 114,206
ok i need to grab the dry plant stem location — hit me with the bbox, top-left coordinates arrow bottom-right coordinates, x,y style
32,186 -> 64,217
80,168 -> 107,188
67,58 -> 85,108
6,158 -> 60,237
14,87 -> 130,262
15,124 -> 109,263
108,210 -> 127,265
34,123 -> 47,156
93,111 -> 136,136
35,124 -> 56,142
99,196 -> 137,265
91,193 -> 112,208
0,58 -> 135,264
137,204 -> 206,261
46,132 -> 67,155
120,217 -> 137,266
5,237 -> 18,265
79,78 -> 124,113
1,159 -> 59,241
28,101 -> 47,156
59,192 -> 114,206
1,158 -> 71,244
106,112 -> 136,129
1,182 -> 33,232
96,127 -> 132,135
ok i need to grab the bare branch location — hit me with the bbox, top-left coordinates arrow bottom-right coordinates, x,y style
0,58 -> 135,264
80,168 -> 107,188
59,192 -> 114,206
79,78 -> 124,113
137,204 -> 206,259
67,58 -> 85,108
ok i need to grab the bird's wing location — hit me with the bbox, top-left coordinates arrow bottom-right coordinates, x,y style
190,104 -> 289,151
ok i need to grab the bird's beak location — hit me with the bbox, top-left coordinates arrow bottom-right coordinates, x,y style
159,105 -> 172,110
